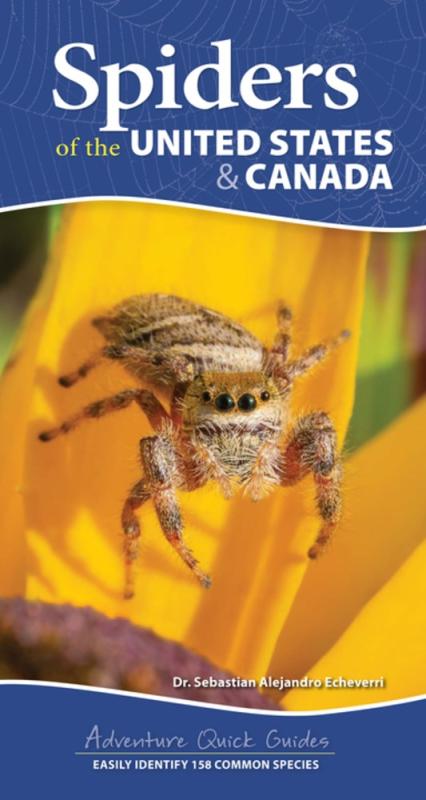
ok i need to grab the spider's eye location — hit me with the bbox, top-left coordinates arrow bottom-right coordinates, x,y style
215,393 -> 235,412
260,391 -> 270,402
202,391 -> 212,403
238,393 -> 257,412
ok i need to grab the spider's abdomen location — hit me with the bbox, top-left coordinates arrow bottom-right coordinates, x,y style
93,293 -> 264,386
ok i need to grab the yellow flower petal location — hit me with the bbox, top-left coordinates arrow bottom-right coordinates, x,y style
270,394 -> 426,693
285,539 -> 426,710
0,252 -> 59,596
0,202 -> 368,678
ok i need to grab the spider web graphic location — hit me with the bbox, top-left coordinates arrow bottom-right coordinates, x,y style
0,0 -> 424,227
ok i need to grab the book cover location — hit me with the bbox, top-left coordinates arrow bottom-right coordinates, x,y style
0,1 -> 424,796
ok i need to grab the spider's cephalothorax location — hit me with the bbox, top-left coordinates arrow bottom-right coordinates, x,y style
39,293 -> 349,597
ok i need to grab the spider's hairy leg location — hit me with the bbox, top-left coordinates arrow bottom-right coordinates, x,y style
141,435 -> 211,589
287,329 -> 350,379
272,303 -> 293,360
121,479 -> 150,599
57,349 -> 108,388
264,303 -> 293,379
38,389 -> 169,442
281,411 -> 342,559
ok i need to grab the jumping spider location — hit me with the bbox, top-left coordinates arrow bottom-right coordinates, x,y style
39,293 -> 349,598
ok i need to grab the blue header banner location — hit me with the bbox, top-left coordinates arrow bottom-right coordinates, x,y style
0,684 -> 424,799
0,0 -> 425,228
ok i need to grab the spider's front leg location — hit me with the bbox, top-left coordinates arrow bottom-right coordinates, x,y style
121,431 -> 211,597
39,388 -> 168,441
281,412 -> 343,559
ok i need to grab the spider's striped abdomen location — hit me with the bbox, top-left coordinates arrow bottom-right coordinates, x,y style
94,293 -> 265,386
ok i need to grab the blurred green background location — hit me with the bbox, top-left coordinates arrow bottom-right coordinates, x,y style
0,206 -> 424,451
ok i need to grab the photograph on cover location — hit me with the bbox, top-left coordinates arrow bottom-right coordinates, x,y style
0,201 -> 424,710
